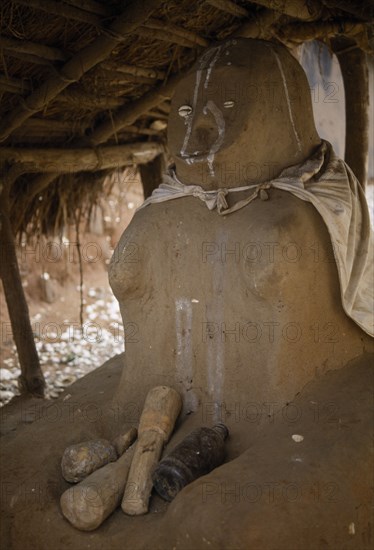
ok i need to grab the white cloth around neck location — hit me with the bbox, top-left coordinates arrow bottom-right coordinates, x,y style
137,141 -> 373,337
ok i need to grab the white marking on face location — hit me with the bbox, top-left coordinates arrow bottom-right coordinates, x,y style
204,100 -> 226,177
270,48 -> 302,153
179,41 -> 235,161
204,46 -> 222,89
180,68 -> 203,158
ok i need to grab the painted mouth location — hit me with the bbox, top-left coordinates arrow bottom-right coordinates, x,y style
178,152 -> 209,163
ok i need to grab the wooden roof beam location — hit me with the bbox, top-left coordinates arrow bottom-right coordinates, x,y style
0,75 -> 130,99
322,1 -> 374,20
275,20 -> 370,44
118,125 -> 163,137
98,67 -> 158,85
205,0 -> 249,18
63,0 -> 112,18
12,118 -> 88,137
56,92 -> 124,110
156,102 -> 171,114
143,19 -> 209,47
0,75 -> 125,110
243,0 -> 324,21
135,26 -> 207,49
235,9 -> 280,38
102,63 -> 166,81
89,71 -> 186,146
1,49 -> 55,67
0,142 -> 164,172
0,74 -> 31,94
12,0 -> 103,27
13,0 -> 211,50
0,36 -> 68,62
90,3 -> 363,146
0,0 -> 165,142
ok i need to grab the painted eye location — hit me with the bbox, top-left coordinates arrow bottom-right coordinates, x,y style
223,100 -> 235,108
178,105 -> 193,118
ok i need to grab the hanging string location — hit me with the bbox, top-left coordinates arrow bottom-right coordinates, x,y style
74,206 -> 84,331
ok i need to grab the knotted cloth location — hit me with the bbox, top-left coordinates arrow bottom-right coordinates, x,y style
138,141 -> 373,337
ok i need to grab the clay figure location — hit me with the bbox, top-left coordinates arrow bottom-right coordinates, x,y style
109,39 -> 373,547
109,39 -> 373,424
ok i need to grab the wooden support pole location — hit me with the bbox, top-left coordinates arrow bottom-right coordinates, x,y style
0,0 -> 164,142
0,143 -> 164,173
139,153 -> 165,199
0,166 -> 46,397
333,40 -> 370,188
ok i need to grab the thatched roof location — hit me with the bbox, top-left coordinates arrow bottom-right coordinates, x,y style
0,0 -> 373,236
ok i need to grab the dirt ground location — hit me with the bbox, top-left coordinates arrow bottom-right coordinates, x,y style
0,351 -> 372,550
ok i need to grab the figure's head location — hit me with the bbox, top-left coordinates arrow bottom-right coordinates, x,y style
168,38 -> 321,189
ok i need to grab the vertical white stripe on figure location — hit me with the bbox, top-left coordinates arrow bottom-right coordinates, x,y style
204,100 -> 226,177
204,46 -> 222,89
271,48 -> 302,153
206,233 -> 225,422
175,298 -> 198,414
180,68 -> 203,161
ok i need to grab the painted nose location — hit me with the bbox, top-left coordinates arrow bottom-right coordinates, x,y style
184,112 -> 219,155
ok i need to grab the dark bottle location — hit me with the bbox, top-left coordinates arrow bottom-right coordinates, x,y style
152,423 -> 229,501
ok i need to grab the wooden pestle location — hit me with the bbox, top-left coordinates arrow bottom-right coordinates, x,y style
60,429 -> 137,531
121,386 -> 182,515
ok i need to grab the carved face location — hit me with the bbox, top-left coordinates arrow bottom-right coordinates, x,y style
168,39 -> 319,189
168,40 -> 256,185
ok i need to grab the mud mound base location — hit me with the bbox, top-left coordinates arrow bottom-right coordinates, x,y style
1,353 -> 373,550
